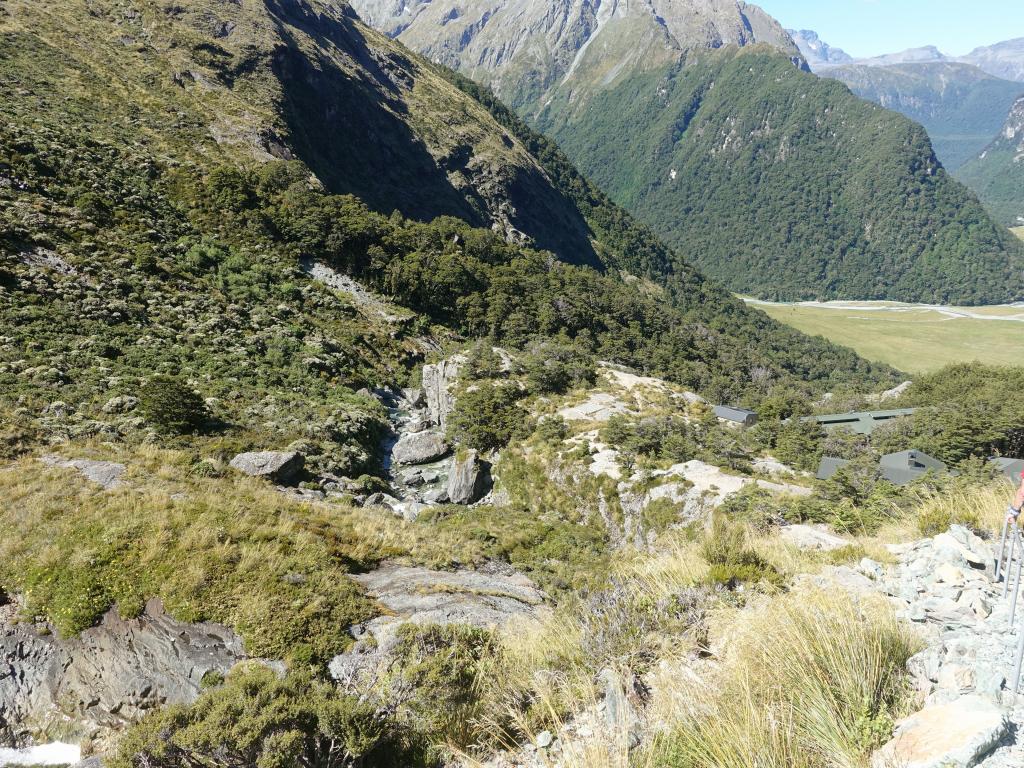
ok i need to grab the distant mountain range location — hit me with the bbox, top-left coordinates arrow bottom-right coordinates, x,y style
352,0 -> 802,115
792,34 -> 1024,82
821,62 -> 1023,170
351,1 -> 1024,304
790,31 -> 1024,224
787,30 -> 852,69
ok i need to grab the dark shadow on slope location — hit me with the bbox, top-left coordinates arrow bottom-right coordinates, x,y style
265,0 -> 603,268
267,3 -> 484,224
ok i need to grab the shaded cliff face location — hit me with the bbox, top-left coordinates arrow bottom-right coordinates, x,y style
349,0 -> 801,113
0,0 -> 599,264
958,96 -> 1024,227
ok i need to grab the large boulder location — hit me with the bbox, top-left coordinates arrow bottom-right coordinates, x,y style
229,451 -> 304,483
446,450 -> 492,505
421,355 -> 465,430
391,429 -> 449,465
871,695 -> 1008,768
39,456 -> 126,490
0,599 -> 245,745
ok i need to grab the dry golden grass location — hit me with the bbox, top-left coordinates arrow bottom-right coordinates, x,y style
644,589 -> 923,768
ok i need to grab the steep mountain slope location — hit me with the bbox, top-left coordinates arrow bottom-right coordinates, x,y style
353,2 -> 1024,303
822,62 -> 1024,169
0,0 -> 896,463
533,48 -> 1024,303
351,0 -> 803,114
958,96 -> 1024,228
788,28 -> 852,69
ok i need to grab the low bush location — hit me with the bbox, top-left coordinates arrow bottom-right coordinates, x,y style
108,667 -> 423,768
388,624 -> 498,754
700,517 -> 783,590
448,382 -> 529,452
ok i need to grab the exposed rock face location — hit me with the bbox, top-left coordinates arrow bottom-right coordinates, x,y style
0,599 -> 245,746
229,451 -> 304,483
872,695 -> 1008,768
446,450 -> 492,505
349,0 -> 801,111
421,356 -> 465,431
329,563 -> 546,688
391,429 -> 449,465
38,456 -> 125,490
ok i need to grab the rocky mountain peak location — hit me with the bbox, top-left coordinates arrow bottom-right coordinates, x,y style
787,28 -> 853,70
349,0 -> 803,110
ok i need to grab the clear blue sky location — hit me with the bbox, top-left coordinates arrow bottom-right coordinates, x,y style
756,0 -> 1024,58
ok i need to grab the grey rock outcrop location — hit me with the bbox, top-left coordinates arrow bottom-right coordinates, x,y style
0,599 -> 245,745
229,451 -> 303,483
337,564 -> 545,654
421,356 -> 464,431
330,563 -> 546,691
39,456 -> 126,490
391,429 -> 449,465
872,695 -> 1008,768
446,450 -> 492,505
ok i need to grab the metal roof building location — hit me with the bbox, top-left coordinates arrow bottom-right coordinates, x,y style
714,405 -> 759,427
816,450 -> 949,486
807,409 -> 917,436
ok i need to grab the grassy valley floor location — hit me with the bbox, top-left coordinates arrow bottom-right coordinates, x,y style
747,299 -> 1024,374
1013,227 -> 1024,240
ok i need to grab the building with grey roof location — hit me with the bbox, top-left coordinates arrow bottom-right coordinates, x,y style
807,408 -> 917,436
714,405 -> 759,427
816,450 -> 950,486
992,457 -> 1024,483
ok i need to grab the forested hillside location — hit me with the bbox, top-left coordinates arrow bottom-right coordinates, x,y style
958,96 -> 1024,229
822,62 -> 1024,170
534,48 -> 1024,304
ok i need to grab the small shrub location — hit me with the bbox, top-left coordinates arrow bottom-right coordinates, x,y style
535,415 -> 569,444
522,341 -> 595,395
138,376 -> 210,435
109,667 -> 407,768
700,517 -> 783,589
448,382 -> 529,452
388,624 -> 496,752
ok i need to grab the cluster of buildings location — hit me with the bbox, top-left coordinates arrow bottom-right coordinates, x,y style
713,404 -> 1023,486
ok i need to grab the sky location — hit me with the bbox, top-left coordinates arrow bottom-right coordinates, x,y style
756,0 -> 1024,58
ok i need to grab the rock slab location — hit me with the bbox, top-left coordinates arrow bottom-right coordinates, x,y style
39,456 -> 126,490
780,524 -> 850,552
872,695 -> 1008,768
229,451 -> 303,483
0,599 -> 245,745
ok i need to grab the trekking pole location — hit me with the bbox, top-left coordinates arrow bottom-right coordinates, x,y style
1013,571 -> 1024,697
1010,530 -> 1024,625
997,515 -> 1012,582
1005,528 -> 1018,599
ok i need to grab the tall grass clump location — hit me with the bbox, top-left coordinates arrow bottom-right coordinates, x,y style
646,589 -> 922,768
912,481 -> 1009,537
